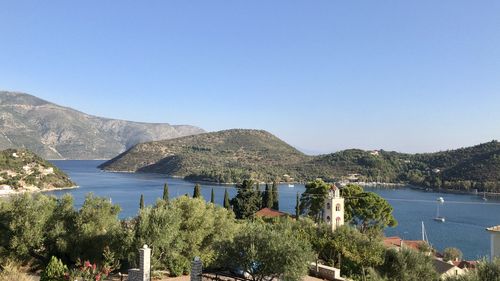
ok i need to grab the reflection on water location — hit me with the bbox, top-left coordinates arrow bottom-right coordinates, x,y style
48,160 -> 500,260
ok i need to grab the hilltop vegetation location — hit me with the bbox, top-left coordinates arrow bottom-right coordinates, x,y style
100,129 -> 500,192
0,149 -> 74,192
100,129 -> 315,183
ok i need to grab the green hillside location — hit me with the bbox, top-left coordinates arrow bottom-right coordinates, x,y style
100,130 -> 500,192
0,149 -> 75,192
100,129 -> 314,183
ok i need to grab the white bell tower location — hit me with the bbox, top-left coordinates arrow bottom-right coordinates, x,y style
323,184 -> 344,231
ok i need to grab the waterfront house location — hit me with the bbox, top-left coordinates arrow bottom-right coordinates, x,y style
487,225 -> 500,261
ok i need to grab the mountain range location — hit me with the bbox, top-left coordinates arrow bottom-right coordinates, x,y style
0,91 -> 204,159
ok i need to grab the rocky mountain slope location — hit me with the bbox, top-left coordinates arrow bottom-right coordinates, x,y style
0,148 -> 75,194
0,91 -> 205,159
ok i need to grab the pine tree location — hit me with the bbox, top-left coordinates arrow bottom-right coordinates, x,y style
139,194 -> 145,209
193,184 -> 202,198
231,179 -> 262,219
263,183 -> 273,208
210,188 -> 215,204
272,182 -> 279,210
224,188 -> 230,209
163,182 -> 169,203
295,192 -> 300,220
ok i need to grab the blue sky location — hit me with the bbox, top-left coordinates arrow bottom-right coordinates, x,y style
1,1 -> 499,154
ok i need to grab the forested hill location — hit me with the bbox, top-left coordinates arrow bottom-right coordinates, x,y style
314,141 -> 500,191
0,149 -> 75,192
411,141 -> 500,190
100,130 -> 500,191
99,129 -> 314,183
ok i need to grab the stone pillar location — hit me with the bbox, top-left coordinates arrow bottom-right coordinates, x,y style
190,257 -> 203,281
128,244 -> 151,281
140,244 -> 151,281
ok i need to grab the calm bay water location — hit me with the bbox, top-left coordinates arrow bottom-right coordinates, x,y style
48,160 -> 500,260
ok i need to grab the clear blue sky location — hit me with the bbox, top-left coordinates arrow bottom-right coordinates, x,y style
1,1 -> 499,154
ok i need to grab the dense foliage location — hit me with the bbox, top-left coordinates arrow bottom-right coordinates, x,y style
341,184 -> 397,233
218,220 -> 314,281
2,186 -> 498,281
376,248 -> 439,281
230,180 -> 262,219
299,179 -> 330,222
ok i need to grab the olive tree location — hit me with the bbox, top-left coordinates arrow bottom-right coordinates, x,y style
218,220 -> 314,281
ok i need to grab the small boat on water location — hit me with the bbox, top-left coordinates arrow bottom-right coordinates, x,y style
434,197 -> 445,222
482,191 -> 488,201
288,184 -> 295,188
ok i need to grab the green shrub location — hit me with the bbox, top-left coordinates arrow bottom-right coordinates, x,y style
40,256 -> 67,281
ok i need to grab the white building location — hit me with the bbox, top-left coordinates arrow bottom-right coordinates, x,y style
323,185 -> 344,232
487,225 -> 500,261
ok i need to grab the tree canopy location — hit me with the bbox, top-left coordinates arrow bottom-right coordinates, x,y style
299,179 -> 330,222
341,184 -> 397,233
218,220 -> 314,281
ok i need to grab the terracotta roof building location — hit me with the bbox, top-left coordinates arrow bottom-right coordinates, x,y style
254,208 -> 289,218
433,259 -> 464,279
382,236 -> 426,251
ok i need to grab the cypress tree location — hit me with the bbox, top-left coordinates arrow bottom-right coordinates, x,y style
223,188 -> 230,209
193,184 -> 202,198
139,194 -> 145,209
210,188 -> 215,204
162,182 -> 169,203
263,183 -> 273,208
272,182 -> 279,210
295,192 -> 300,220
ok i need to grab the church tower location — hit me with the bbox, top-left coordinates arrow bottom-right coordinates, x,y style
323,184 -> 344,231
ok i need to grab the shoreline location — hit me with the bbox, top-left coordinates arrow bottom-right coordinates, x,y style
0,185 -> 79,198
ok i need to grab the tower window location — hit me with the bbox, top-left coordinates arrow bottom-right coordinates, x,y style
336,217 -> 341,227
326,216 -> 331,222
326,203 -> 330,209
336,203 -> 341,211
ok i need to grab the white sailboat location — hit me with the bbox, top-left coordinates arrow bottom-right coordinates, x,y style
434,197 -> 445,222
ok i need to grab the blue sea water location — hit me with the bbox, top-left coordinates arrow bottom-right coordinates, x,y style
48,160 -> 500,260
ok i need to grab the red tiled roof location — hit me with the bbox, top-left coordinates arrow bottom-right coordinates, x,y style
453,260 -> 477,269
383,236 -> 425,251
255,208 -> 289,218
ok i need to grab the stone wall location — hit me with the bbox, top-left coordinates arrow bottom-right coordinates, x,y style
309,262 -> 343,281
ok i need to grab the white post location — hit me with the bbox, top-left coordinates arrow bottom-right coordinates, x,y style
492,233 -> 495,262
139,244 -> 151,281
